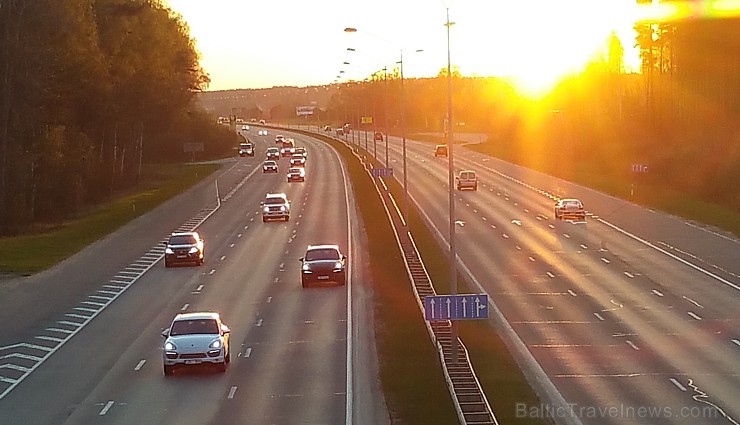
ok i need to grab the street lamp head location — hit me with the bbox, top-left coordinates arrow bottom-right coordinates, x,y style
347,47 -> 356,52
344,27 -> 358,33
343,61 -> 350,65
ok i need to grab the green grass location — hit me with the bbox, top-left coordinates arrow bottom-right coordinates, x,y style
0,163 -> 219,275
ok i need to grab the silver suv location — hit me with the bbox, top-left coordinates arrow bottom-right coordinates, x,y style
161,312 -> 230,375
262,193 -> 290,222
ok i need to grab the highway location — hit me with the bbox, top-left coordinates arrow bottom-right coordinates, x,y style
356,129 -> 740,425
0,130 -> 388,424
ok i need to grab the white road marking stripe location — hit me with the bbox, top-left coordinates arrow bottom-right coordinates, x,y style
99,289 -> 120,294
1,353 -> 41,361
13,343 -> 52,352
0,377 -> 17,384
546,272 -> 555,278
732,339 -> 740,348
580,244 -> 588,250
652,289 -> 664,297
74,307 -> 97,313
568,290 -> 577,297
256,319 -> 263,327
57,321 -> 81,327
624,272 -> 634,278
134,360 -> 146,371
670,378 -> 687,391
594,313 -> 605,321
687,311 -> 702,321
529,256 -> 535,262
682,296 -> 703,308
228,386 -> 238,399
46,328 -> 73,334
35,336 -> 63,343
229,243 -> 235,248
220,256 -> 226,261
244,347 -> 252,358
88,295 -> 111,301
0,364 -> 29,372
266,297 -> 272,303
181,304 -> 189,311
209,269 -> 215,275
99,401 -> 114,415
503,234 -> 509,239
64,313 -> 89,320
601,258 -> 610,264
563,234 -> 570,239
626,340 -> 640,350
196,285 -> 204,291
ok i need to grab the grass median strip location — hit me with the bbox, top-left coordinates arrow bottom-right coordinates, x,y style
316,132 -> 552,424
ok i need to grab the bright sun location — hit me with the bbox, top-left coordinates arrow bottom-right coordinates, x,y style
465,0 -> 642,98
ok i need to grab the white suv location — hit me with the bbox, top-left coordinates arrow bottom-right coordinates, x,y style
262,193 -> 290,222
161,312 -> 230,375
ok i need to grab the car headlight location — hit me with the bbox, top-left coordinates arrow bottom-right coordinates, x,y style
165,247 -> 174,254
302,263 -> 311,273
165,341 -> 177,351
279,206 -> 286,212
188,247 -> 198,254
209,339 -> 222,349
263,206 -> 270,213
333,262 -> 344,272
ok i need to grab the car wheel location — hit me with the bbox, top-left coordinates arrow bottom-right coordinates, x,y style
198,257 -> 204,266
474,184 -> 478,191
262,217 -> 266,222
301,279 -> 307,288
164,259 -> 171,268
225,349 -> 231,364
164,364 -> 174,376
215,362 -> 226,373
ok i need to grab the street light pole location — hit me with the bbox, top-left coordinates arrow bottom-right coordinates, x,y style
445,7 -> 458,364
400,50 -> 408,228
384,66 -> 389,168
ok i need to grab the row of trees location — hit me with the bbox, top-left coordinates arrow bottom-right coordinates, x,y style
324,16 -> 740,211
0,0 -> 236,235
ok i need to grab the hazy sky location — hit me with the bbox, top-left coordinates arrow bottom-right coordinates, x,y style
164,0 -> 644,92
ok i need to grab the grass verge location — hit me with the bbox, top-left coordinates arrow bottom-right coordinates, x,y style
311,131 -> 553,424
0,163 -> 219,275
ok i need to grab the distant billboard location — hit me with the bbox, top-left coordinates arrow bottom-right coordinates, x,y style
295,106 -> 315,116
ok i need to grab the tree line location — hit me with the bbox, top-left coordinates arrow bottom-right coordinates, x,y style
0,0 -> 236,235
325,16 -> 740,212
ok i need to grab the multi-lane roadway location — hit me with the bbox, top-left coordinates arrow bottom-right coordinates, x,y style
359,129 -> 739,425
0,131 -> 388,425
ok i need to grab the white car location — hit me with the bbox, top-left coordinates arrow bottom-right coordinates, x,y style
258,129 -> 268,136
262,192 -> 290,221
287,167 -> 305,182
162,312 -> 231,375
290,154 -> 306,167
263,160 -> 278,173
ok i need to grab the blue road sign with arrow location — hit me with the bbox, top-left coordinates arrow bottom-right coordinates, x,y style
424,294 -> 488,321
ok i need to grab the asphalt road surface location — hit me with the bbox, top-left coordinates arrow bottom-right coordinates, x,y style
0,130 -> 389,425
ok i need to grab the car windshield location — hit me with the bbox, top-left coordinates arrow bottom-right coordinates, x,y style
461,172 -> 475,179
170,319 -> 219,336
240,143 -> 249,148
169,235 -> 196,245
305,248 -> 340,261
265,197 -> 286,205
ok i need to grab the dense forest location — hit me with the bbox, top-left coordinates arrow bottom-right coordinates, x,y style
325,16 -> 740,214
0,0 -> 237,235
1,1 -> 739,235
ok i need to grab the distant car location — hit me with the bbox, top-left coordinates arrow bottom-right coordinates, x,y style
335,128 -> 345,136
287,167 -> 306,182
262,160 -> 278,173
164,232 -> 204,267
161,312 -> 230,375
300,244 -> 347,287
554,198 -> 586,220
290,154 -> 306,167
374,131 -> 384,142
266,147 -> 280,160
275,135 -> 285,144
280,139 -> 295,157
262,192 -> 290,222
434,144 -> 448,157
456,170 -> 478,191
258,129 -> 268,136
259,119 -> 266,124
294,146 -> 307,158
241,125 -> 249,131
323,125 -> 332,132
238,142 -> 254,157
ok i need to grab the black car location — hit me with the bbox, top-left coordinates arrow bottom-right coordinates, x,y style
300,244 -> 346,287
164,232 -> 205,267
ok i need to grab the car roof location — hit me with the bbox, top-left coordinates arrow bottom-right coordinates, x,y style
173,312 -> 220,322
266,192 -> 287,198
171,231 -> 199,238
306,244 -> 340,251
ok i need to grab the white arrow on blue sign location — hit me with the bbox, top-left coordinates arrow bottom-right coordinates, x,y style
371,167 -> 393,177
423,294 -> 488,321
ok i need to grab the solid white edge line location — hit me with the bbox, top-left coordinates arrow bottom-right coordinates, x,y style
338,143 -> 354,425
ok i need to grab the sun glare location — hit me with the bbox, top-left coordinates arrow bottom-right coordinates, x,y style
468,0 -> 642,98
